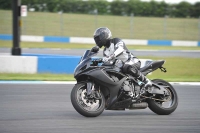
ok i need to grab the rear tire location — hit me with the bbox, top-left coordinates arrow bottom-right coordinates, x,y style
71,83 -> 105,117
147,79 -> 178,115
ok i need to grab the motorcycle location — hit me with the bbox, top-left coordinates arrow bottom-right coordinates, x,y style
70,48 -> 178,117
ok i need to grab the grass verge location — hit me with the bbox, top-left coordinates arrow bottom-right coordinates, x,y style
1,40 -> 200,50
0,57 -> 199,82
0,73 -> 75,81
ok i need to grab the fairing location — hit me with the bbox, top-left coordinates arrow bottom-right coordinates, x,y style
74,49 -> 167,109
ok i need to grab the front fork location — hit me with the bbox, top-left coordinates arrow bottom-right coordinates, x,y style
86,82 -> 101,99
86,82 -> 93,96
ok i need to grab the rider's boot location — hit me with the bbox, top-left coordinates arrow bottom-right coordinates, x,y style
128,67 -> 152,88
137,72 -> 152,88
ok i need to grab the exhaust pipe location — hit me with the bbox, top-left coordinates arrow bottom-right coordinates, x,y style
129,102 -> 148,110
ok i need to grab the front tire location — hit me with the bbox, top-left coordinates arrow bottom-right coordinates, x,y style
71,83 -> 105,117
147,79 -> 178,115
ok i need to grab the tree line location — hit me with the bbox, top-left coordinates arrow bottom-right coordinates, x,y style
0,0 -> 200,18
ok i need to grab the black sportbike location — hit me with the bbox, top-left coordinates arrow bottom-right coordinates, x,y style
71,49 -> 178,117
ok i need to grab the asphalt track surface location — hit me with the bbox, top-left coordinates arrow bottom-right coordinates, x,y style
0,84 -> 200,133
1,48 -> 200,58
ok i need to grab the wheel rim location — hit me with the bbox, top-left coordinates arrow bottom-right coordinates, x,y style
154,82 -> 175,109
76,85 -> 103,112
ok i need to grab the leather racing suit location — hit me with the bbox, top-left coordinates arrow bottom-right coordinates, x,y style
102,38 -> 150,85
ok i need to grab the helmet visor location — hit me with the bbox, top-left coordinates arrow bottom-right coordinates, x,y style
94,36 -> 100,43
94,36 -> 103,47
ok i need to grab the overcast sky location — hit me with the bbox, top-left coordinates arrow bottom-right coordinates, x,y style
107,0 -> 200,4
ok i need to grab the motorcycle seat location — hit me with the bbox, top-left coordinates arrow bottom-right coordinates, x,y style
140,60 -> 165,73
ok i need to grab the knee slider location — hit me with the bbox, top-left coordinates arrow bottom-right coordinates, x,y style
122,64 -> 131,73
129,67 -> 139,77
123,64 -> 140,77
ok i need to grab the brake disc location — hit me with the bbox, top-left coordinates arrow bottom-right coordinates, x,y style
80,89 -> 99,110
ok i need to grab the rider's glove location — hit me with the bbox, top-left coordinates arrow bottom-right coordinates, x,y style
91,46 -> 99,53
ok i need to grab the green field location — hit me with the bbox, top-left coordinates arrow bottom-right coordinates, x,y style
0,10 -> 199,41
0,57 -> 199,82
0,10 -> 200,82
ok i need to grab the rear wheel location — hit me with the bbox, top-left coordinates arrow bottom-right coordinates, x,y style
147,79 -> 178,115
71,83 -> 105,117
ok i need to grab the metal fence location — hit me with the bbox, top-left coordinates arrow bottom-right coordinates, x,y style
0,10 -> 200,41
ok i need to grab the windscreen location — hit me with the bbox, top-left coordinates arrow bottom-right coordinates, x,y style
80,50 -> 90,62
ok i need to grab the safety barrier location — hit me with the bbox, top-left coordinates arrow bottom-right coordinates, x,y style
0,54 -> 151,74
0,34 -> 200,46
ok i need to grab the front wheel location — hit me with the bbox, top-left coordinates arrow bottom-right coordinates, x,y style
71,83 -> 105,117
147,79 -> 178,115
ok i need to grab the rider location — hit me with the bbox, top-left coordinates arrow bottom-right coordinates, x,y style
92,27 -> 152,88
